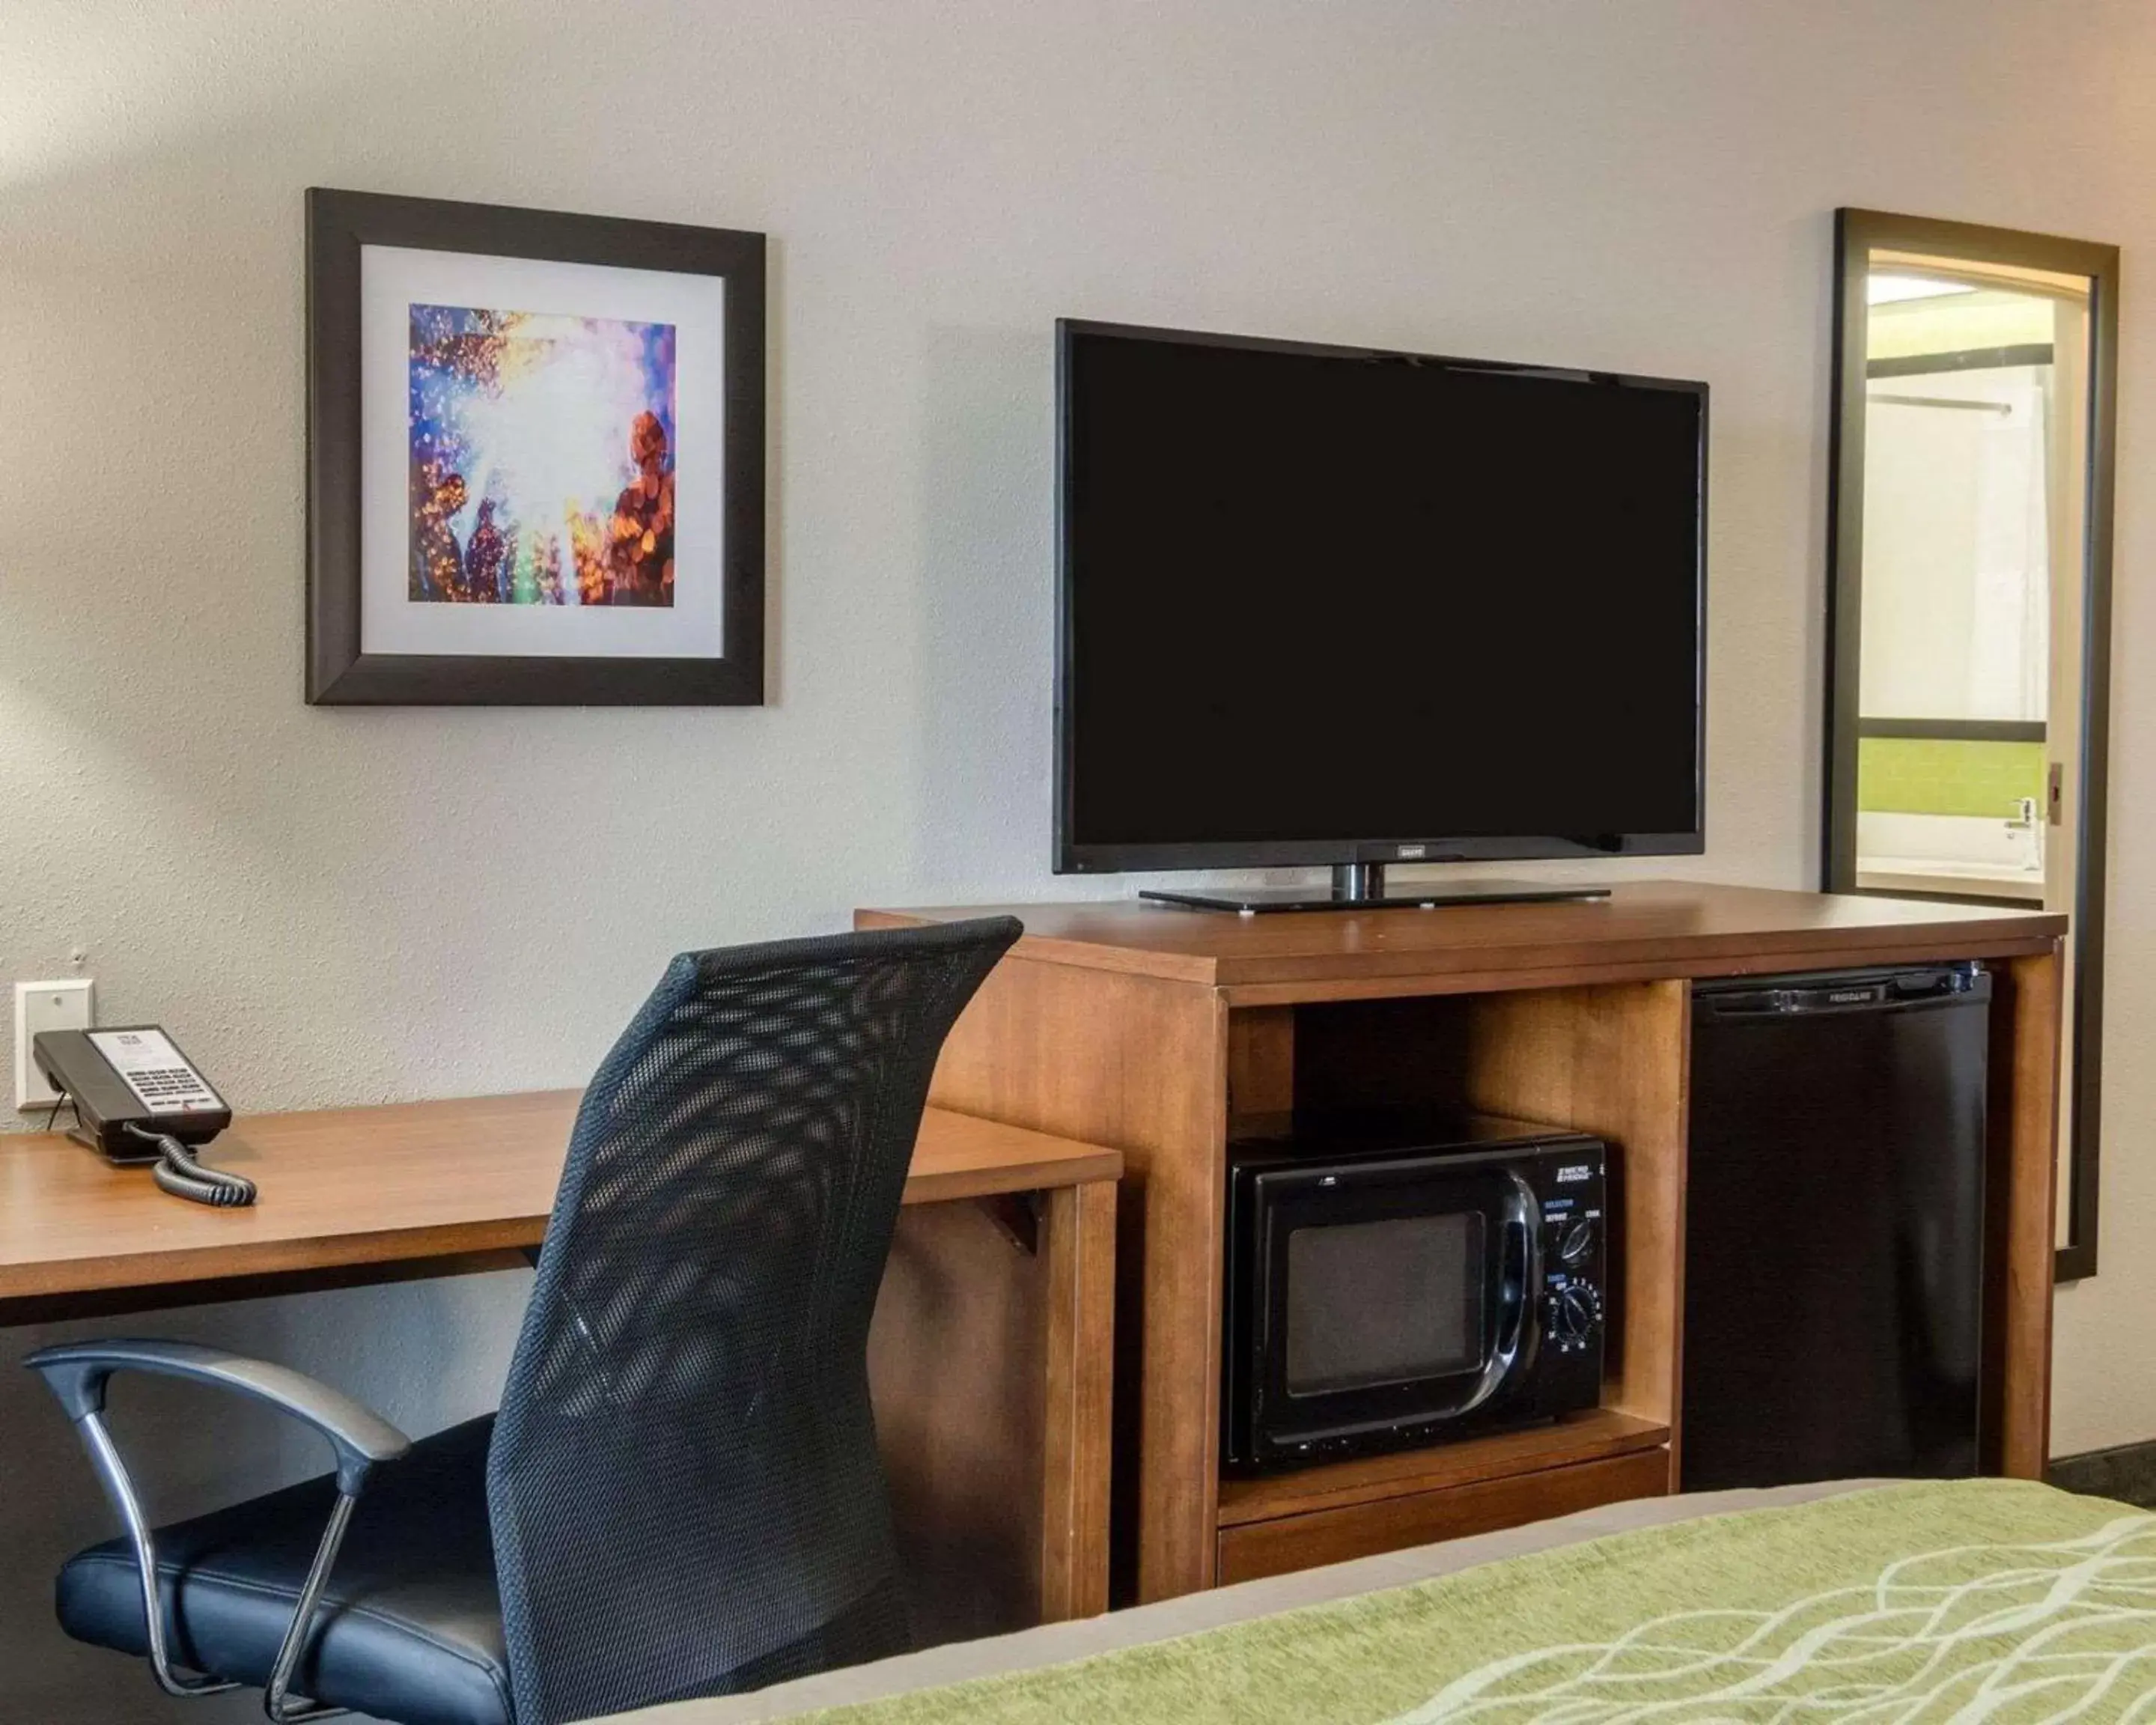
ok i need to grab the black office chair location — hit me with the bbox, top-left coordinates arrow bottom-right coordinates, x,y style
26,916 -> 1022,1725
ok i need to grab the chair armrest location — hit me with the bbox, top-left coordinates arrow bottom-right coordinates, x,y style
25,1339 -> 410,1492
25,1340 -> 411,1716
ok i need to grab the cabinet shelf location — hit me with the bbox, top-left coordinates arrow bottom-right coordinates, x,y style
1216,1408 -> 1670,1528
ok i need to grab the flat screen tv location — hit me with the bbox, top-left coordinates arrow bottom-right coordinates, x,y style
1054,319 -> 1707,911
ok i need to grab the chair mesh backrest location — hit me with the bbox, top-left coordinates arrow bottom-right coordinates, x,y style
487,917 -> 1021,1725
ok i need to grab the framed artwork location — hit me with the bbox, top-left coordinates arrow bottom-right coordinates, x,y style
305,188 -> 765,704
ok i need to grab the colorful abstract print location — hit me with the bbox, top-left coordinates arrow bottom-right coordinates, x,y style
407,304 -> 677,608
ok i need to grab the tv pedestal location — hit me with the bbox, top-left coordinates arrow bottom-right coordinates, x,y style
1141,862 -> 1611,915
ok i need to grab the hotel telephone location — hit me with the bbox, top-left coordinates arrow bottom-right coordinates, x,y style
31,1026 -> 257,1208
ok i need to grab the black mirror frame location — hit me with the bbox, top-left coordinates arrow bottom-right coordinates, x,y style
1824,207 -> 2119,1283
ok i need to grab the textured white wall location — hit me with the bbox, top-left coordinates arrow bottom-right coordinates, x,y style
2,2 -> 2154,1716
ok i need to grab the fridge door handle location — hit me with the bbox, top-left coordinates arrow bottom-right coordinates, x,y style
1702,970 -> 1986,1017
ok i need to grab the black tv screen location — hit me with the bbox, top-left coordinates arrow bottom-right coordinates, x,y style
1055,320 -> 1706,873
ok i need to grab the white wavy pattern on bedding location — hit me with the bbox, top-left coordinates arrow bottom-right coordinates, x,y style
1389,1512 -> 2156,1723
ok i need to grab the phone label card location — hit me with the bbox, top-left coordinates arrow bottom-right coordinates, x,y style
88,1029 -> 222,1115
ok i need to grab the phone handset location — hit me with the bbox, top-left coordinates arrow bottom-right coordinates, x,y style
31,1027 -> 257,1209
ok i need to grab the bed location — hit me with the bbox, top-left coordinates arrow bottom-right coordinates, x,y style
619,1479 -> 2156,1723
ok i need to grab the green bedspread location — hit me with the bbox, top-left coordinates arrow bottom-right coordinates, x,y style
805,1481 -> 2156,1722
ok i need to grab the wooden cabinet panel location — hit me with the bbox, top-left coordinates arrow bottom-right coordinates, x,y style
875,943 -> 1233,1602
1215,1448 -> 1672,1587
865,889 -> 2062,1604
1458,982 -> 1691,1438
1987,945 -> 2063,1477
1217,1410 -> 1669,1527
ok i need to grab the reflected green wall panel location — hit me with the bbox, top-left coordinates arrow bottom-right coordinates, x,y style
1856,737 -> 2046,818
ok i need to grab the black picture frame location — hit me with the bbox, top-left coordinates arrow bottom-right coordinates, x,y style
305,187 -> 766,705
1823,207 -> 2118,1283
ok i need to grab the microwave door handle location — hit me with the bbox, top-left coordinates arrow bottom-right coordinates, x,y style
1493,1208 -> 1537,1372
1457,1202 -> 1538,1418
1499,1214 -> 1534,1359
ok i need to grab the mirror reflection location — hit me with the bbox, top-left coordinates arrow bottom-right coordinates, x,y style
1854,254 -> 2090,907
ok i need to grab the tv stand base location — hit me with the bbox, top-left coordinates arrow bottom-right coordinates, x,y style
1141,865 -> 1612,915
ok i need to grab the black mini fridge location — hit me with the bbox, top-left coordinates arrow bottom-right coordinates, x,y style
1681,964 -> 1990,1490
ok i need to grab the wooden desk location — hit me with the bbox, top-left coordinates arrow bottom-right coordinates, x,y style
0,1092 -> 1121,1626
863,882 -> 2066,1603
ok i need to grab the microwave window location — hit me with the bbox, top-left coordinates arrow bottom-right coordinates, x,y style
1284,1211 -> 1484,1396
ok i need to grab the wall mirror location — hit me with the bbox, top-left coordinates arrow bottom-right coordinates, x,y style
1824,207 -> 2118,1280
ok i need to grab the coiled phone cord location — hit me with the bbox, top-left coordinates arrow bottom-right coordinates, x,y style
121,1122 -> 258,1208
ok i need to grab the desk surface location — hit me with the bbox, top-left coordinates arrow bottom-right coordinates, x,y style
0,1091 -> 1122,1312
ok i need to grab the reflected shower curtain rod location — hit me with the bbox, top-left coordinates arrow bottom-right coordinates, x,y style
1869,392 -> 2015,415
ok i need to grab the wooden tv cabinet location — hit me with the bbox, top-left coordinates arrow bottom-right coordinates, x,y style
859,883 -> 2065,1604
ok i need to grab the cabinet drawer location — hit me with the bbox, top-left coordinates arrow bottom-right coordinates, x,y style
1216,1446 -> 1669,1586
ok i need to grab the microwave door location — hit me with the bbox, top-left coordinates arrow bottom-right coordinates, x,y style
1249,1170 -> 1540,1461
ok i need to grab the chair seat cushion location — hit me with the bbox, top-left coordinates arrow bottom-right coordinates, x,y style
58,1414 -> 511,1725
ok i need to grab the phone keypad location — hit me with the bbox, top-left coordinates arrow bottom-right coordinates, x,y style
122,1064 -> 219,1112
133,1068 -> 206,1098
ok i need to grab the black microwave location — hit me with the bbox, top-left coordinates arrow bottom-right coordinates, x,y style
1223,1115 -> 1609,1474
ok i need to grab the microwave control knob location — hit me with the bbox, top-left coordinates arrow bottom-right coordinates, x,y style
1559,1220 -> 1595,1264
1550,1284 -> 1602,1345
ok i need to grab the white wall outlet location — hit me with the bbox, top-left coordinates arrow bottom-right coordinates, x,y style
13,979 -> 95,1111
